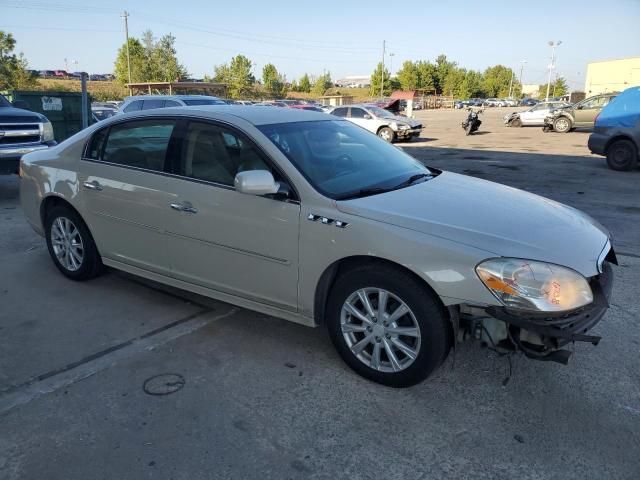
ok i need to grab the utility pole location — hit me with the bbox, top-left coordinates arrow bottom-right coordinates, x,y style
545,41 -> 561,101
380,40 -> 386,100
121,11 -> 132,95
519,60 -> 527,97
508,70 -> 514,98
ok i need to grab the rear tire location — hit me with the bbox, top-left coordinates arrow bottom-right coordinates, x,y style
326,265 -> 449,387
606,139 -> 637,171
553,116 -> 571,133
377,127 -> 394,143
45,205 -> 104,281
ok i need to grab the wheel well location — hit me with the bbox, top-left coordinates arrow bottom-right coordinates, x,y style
40,196 -> 82,227
377,125 -> 391,134
605,135 -> 638,154
313,256 -> 445,326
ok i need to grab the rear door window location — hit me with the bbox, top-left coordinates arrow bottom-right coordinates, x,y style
350,108 -> 367,118
101,119 -> 176,172
332,107 -> 348,117
122,100 -> 142,113
142,99 -> 166,110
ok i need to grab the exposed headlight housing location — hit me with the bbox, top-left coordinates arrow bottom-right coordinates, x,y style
397,124 -> 410,130
476,258 -> 593,312
42,121 -> 55,142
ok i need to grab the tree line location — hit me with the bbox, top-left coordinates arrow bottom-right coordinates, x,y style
0,29 -> 569,101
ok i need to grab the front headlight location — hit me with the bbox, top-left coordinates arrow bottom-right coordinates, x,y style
476,258 -> 593,312
397,124 -> 410,130
42,121 -> 54,142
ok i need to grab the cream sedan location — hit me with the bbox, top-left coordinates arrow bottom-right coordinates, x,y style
20,106 -> 615,387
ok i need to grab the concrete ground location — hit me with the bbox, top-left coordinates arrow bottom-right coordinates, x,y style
1,109 -> 639,480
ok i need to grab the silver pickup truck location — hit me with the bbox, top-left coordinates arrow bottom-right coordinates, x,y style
0,94 -> 56,175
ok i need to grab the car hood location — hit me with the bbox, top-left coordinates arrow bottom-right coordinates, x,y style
0,106 -> 47,123
336,171 -> 609,277
386,115 -> 421,127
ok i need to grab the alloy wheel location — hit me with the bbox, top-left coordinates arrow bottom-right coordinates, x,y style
340,288 -> 421,373
50,216 -> 84,271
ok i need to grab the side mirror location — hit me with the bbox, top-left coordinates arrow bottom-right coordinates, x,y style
12,100 -> 29,110
234,170 -> 279,196
363,114 -> 372,119
576,105 -> 583,110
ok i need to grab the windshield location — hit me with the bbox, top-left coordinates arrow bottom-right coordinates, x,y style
0,94 -> 11,108
182,99 -> 226,106
366,106 -> 395,119
258,120 -> 433,199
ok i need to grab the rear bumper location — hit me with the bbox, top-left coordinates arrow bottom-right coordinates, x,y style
588,132 -> 608,156
485,261 -> 614,358
0,144 -> 52,174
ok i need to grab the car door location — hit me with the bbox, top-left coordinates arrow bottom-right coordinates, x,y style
164,120 -> 301,311
520,104 -> 545,125
78,118 -> 177,275
347,107 -> 375,132
574,96 -> 606,126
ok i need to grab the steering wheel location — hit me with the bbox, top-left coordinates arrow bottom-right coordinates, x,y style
332,153 -> 356,176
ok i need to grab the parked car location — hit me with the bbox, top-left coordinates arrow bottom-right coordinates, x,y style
454,100 -> 472,109
588,86 -> 640,171
330,104 -> 422,142
19,106 -> 617,387
0,94 -> 56,175
520,98 -> 538,107
53,70 -> 68,78
503,101 -> 570,127
543,93 -> 618,133
39,70 -> 56,78
118,95 -> 227,113
91,106 -> 118,122
483,98 -> 505,107
503,98 -> 519,107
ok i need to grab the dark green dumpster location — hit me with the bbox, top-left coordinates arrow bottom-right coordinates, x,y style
11,91 -> 92,142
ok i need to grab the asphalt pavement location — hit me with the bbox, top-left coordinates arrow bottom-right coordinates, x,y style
1,109 -> 639,480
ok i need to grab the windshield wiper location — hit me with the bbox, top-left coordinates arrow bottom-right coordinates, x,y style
392,172 -> 432,190
335,187 -> 394,200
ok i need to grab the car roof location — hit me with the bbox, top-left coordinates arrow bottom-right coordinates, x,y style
117,105 -> 333,126
123,95 -> 221,101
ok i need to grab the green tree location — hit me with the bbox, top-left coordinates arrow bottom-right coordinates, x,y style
442,68 -> 466,97
458,70 -> 484,99
114,38 -> 148,84
213,55 -> 255,99
396,61 -> 419,91
262,63 -> 286,98
544,76 -> 569,98
482,65 -> 515,97
114,31 -> 187,85
370,62 -> 393,96
0,31 -> 37,90
152,33 -> 188,81
312,72 -> 332,96
433,54 -> 456,94
415,60 -> 436,92
299,73 -> 311,93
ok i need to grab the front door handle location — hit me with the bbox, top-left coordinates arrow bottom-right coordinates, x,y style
170,202 -> 198,214
83,180 -> 103,191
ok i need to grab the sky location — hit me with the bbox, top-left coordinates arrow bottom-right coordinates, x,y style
2,0 -> 639,91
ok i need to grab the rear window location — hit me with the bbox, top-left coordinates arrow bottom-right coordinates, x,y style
182,99 -> 226,106
142,99 -> 166,110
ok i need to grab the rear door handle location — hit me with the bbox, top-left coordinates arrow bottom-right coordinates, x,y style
170,202 -> 198,214
83,180 -> 103,191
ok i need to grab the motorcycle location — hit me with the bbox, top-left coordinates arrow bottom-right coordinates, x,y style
461,107 -> 483,135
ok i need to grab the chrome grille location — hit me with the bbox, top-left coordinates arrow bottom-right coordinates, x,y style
0,123 -> 42,146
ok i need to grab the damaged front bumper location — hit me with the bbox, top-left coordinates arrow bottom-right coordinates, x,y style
483,261 -> 614,363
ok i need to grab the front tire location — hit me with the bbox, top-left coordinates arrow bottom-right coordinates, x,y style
377,126 -> 394,143
326,265 -> 450,387
510,117 -> 522,128
45,205 -> 104,280
606,139 -> 638,171
553,116 -> 571,133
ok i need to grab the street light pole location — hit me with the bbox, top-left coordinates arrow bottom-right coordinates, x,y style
121,11 -> 132,95
389,53 -> 395,77
519,61 -> 526,89
545,41 -> 561,101
380,40 -> 386,100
